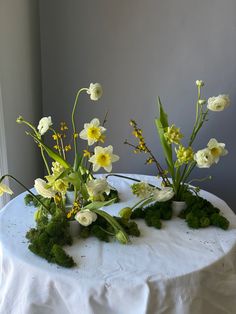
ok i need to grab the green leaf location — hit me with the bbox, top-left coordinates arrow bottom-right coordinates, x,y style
83,198 -> 115,210
32,135 -> 71,169
155,97 -> 174,176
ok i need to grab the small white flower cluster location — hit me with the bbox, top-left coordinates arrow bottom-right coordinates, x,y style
86,178 -> 111,201
194,138 -> 227,168
131,181 -> 174,202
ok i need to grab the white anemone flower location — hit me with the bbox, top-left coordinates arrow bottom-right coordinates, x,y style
86,178 -> 110,201
207,95 -> 230,112
34,178 -> 56,198
79,118 -> 106,146
89,145 -> 119,172
87,83 -> 103,101
37,116 -> 53,135
153,187 -> 174,202
194,148 -> 215,168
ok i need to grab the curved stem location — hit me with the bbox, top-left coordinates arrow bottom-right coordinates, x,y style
71,87 -> 88,170
0,175 -> 51,212
40,146 -> 51,175
105,174 -> 160,189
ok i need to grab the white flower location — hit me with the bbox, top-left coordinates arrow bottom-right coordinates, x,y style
89,145 -> 119,172
153,187 -> 174,202
196,80 -> 204,87
37,116 -> 53,135
87,83 -> 103,101
0,182 -> 13,196
207,138 -> 228,163
207,95 -> 230,112
75,209 -> 97,226
194,148 -> 215,168
86,178 -> 110,201
34,178 -> 56,198
79,118 -> 106,146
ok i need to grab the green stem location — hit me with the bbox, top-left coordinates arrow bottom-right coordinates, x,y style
0,174 -> 51,213
71,87 -> 88,170
105,174 -> 160,189
40,146 -> 50,175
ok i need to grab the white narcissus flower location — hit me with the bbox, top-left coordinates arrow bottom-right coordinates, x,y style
89,145 -> 119,172
194,148 -> 215,168
207,95 -> 230,112
153,187 -> 174,202
87,83 -> 103,101
207,138 -> 228,163
86,178 -> 110,201
37,116 -> 53,135
131,181 -> 154,198
34,178 -> 56,198
0,182 -> 13,196
75,209 -> 97,226
79,118 -> 106,146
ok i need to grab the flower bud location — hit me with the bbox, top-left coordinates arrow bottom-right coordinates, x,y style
116,231 -> 129,244
16,115 -> 24,123
196,80 -> 204,87
119,207 -> 132,220
198,99 -> 206,105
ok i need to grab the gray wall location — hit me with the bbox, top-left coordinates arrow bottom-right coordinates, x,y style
0,0 -> 43,195
39,0 -> 236,210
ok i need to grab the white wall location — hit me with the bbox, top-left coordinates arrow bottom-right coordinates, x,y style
39,0 -> 236,210
0,0 -> 43,196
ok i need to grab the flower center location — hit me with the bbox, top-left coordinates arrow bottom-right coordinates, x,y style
87,126 -> 101,140
96,153 -> 111,167
210,147 -> 220,157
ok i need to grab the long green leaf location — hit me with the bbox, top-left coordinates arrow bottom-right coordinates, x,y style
32,135 -> 71,169
155,97 -> 174,176
83,198 -> 115,210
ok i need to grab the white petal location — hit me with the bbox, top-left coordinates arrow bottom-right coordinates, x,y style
104,164 -> 112,172
111,154 -> 120,162
79,129 -> 88,140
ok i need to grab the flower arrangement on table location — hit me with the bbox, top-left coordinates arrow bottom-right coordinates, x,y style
123,80 -> 230,230
0,83 -> 140,268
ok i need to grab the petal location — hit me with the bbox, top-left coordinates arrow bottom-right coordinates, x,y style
104,164 -> 112,172
93,163 -> 101,172
91,118 -> 100,126
111,154 -> 119,162
94,146 -> 104,154
79,129 -> 88,140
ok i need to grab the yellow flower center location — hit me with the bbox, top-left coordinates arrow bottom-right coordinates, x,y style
96,153 -> 111,167
87,126 -> 101,140
210,147 -> 221,157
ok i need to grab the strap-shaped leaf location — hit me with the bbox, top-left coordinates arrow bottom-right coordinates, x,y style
155,97 -> 174,176
32,135 -> 71,169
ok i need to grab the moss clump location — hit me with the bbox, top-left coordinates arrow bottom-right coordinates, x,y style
26,214 -> 75,268
180,194 -> 229,230
131,200 -> 172,229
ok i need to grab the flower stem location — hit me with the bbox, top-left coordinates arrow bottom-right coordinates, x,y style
105,174 -> 160,189
71,87 -> 88,170
0,174 -> 51,212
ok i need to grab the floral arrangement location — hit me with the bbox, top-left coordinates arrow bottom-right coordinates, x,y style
123,80 -> 230,229
0,83 -> 140,267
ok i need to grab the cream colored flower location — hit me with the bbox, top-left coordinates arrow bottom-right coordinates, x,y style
87,83 -> 103,101
89,145 -> 119,172
207,138 -> 228,163
131,182 -> 154,198
175,145 -> 194,166
164,124 -> 183,145
207,95 -> 230,112
86,178 -> 110,201
79,118 -> 106,146
194,148 -> 215,168
0,182 -> 13,196
37,116 -> 53,135
196,80 -> 204,87
153,187 -> 174,202
75,209 -> 97,226
34,178 -> 56,198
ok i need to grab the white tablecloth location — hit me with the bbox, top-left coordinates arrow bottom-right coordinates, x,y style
0,174 -> 236,314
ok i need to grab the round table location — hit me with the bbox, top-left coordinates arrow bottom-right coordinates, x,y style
0,174 -> 236,314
